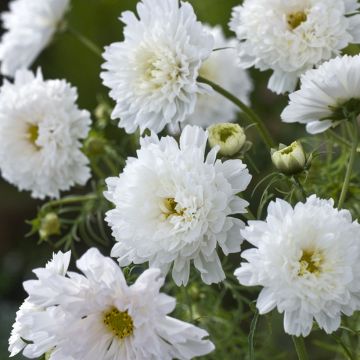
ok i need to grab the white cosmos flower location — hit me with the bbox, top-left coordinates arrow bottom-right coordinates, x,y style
0,0 -> 69,77
0,69 -> 91,199
9,251 -> 72,358
172,25 -> 252,131
17,248 -> 215,360
281,55 -> 360,134
104,125 -> 252,286
101,0 -> 214,134
235,195 -> 360,337
229,0 -> 360,94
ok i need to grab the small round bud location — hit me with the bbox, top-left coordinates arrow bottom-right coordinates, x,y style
39,213 -> 61,240
271,141 -> 306,175
208,123 -> 246,156
94,103 -> 111,129
84,134 -> 106,156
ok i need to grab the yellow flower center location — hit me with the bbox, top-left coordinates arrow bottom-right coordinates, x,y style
287,11 -> 307,30
298,249 -> 323,276
27,124 -> 40,149
162,198 -> 184,218
103,308 -> 134,340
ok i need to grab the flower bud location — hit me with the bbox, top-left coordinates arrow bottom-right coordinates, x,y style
94,103 -> 111,129
84,134 -> 106,156
271,141 -> 306,175
39,212 -> 61,240
208,123 -> 246,156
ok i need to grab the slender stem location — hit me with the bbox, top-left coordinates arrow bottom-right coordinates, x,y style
67,26 -> 103,58
292,336 -> 309,360
41,194 -> 97,212
182,286 -> 194,320
328,129 -> 352,149
198,76 -> 275,149
292,176 -> 306,201
103,156 -> 119,176
338,116 -> 359,209
248,310 -> 259,360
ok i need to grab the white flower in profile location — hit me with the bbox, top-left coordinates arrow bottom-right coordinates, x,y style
101,0 -> 214,134
0,0 -> 69,77
229,0 -> 360,94
17,248 -> 215,360
281,55 -> 360,134
105,125 -> 252,286
0,69 -> 91,199
235,195 -> 360,337
175,25 -> 252,131
9,251 -> 72,358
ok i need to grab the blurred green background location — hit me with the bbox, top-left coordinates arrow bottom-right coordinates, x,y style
0,1 -> 326,359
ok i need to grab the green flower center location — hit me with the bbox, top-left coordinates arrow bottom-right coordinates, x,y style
279,142 -> 297,155
218,127 -> 236,143
298,249 -> 323,276
287,11 -> 307,30
103,308 -> 134,340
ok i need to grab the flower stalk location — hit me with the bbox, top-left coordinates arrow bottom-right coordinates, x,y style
67,26 -> 103,58
338,116 -> 359,209
292,336 -> 309,360
198,76 -> 275,149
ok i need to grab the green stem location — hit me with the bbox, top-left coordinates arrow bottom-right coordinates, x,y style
198,76 -> 275,149
248,310 -> 259,360
182,286 -> 194,320
42,194 -> 97,213
328,129 -> 352,149
103,156 -> 119,176
292,336 -> 309,360
338,116 -> 359,209
67,26 -> 103,58
292,176 -> 306,201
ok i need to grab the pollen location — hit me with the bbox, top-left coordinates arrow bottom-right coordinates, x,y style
287,11 -> 307,30
161,197 -> 184,217
103,308 -> 134,340
27,123 -> 40,148
298,249 -> 323,276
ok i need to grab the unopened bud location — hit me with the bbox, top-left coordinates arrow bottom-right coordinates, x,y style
39,213 -> 61,240
271,141 -> 306,175
94,103 -> 111,128
84,134 -> 106,156
208,123 -> 246,156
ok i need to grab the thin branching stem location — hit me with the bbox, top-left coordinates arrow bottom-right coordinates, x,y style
338,116 -> 359,209
67,25 -> 103,58
198,76 -> 275,149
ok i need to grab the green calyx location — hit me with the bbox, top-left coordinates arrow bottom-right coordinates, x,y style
328,98 -> 360,121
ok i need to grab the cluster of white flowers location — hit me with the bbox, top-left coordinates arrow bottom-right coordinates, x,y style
0,69 -> 91,199
10,249 -> 214,360
4,0 -> 360,356
105,125 -> 251,286
229,0 -> 360,94
0,0 -> 69,77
